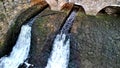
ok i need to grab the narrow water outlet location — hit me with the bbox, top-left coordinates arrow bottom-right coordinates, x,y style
45,5 -> 79,68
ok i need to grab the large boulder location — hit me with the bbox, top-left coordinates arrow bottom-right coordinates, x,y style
70,12 -> 120,68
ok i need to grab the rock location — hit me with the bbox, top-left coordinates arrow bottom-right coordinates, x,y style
70,10 -> 120,68
0,0 -> 30,49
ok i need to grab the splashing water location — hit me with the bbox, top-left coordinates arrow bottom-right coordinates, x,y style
0,24 -> 32,68
45,34 -> 70,68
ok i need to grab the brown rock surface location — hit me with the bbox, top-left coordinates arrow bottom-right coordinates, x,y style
0,0 -> 30,47
70,12 -> 120,68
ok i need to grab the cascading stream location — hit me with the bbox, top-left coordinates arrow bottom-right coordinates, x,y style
45,8 -> 78,68
0,17 -> 36,68
45,34 -> 70,68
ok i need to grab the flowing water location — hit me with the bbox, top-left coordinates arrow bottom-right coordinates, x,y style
45,10 -> 77,68
45,34 -> 70,68
0,7 -> 77,68
0,17 -> 36,68
61,11 -> 77,34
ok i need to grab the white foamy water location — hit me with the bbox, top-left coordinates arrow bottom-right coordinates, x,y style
45,34 -> 70,68
0,24 -> 32,68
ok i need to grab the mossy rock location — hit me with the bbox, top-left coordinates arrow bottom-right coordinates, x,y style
71,13 -> 120,68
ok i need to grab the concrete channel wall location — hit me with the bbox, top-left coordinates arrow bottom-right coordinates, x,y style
45,0 -> 120,15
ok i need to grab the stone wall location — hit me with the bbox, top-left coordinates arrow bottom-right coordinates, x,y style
45,0 -> 120,15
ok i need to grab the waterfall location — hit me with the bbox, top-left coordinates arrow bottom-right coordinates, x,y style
0,17 -> 36,68
45,34 -> 70,68
45,9 -> 77,68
